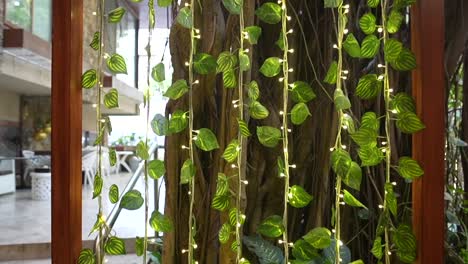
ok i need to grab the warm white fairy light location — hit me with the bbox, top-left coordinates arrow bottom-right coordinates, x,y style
288,49 -> 294,53
343,29 -> 349,34
242,180 -> 249,185
279,111 -> 284,115
289,164 -> 297,168
330,147 -> 334,151
377,27 -> 383,33
378,204 -> 384,209
333,44 -> 338,49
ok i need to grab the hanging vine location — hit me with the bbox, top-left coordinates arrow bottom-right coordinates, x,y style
75,0 -> 428,263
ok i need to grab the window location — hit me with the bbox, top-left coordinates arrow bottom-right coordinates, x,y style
5,0 -> 51,41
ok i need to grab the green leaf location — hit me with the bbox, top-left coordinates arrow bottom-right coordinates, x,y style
351,127 -> 378,147
219,222 -> 232,244
396,112 -> 425,134
257,215 -> 284,238
222,139 -> 239,163
239,51 -> 250,71
243,235 -> 283,263
135,237 -> 144,256
248,81 -> 260,100
157,0 -> 172,7
385,183 -> 397,216
260,57 -> 281,77
290,81 -> 316,103
194,128 -> 219,151
393,224 -> 417,263
120,190 -> 144,210
288,185 -> 313,208
398,156 -> 424,180
350,260 -> 365,264
109,148 -> 117,166
324,0 -> 343,8
343,33 -> 361,58
212,194 -> 230,211
93,174 -> 103,199
359,13 -> 377,34
104,88 -> 119,109
238,119 -> 251,137
256,126 -> 281,148
367,0 -> 380,8
148,159 -> 165,179
361,112 -> 380,131
152,62 -> 165,82
277,156 -> 285,177
334,89 -> 351,110
136,141 -> 149,160
82,69 -> 97,89
384,38 -> 403,63
148,0 -> 155,29
222,0 -> 242,14
344,162 -> 362,191
249,101 -> 269,120
194,53 -> 217,74
176,7 -> 192,29
331,149 -> 352,177
276,32 -> 285,51
390,92 -> 416,114
303,227 -> 332,249
90,32 -> 100,51
169,110 -> 188,133
107,53 -> 127,74
360,35 -> 380,58
104,116 -> 112,135
215,173 -> 229,196
217,51 -> 238,73
343,190 -> 367,208
223,69 -> 237,88
324,61 -> 338,84
371,237 -> 383,259
292,239 -> 320,261
109,184 -> 119,204
394,0 -> 416,9
151,114 -> 170,136
105,237 -> 126,255
244,26 -> 262,45
255,2 -> 282,24
356,74 -> 382,99
150,211 -> 173,232
358,145 -> 384,166
108,7 -> 126,23
390,48 -> 417,71
291,103 -> 311,125
164,79 -> 189,100
229,208 -> 246,226
387,10 -> 404,34
343,113 -> 356,133
78,249 -> 96,264
180,159 -> 195,184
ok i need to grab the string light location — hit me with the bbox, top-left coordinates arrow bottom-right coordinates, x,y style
333,44 -> 338,49
377,63 -> 385,68
288,49 -> 294,53
279,111 -> 284,115
377,27 -> 383,33
343,29 -> 349,34
289,164 -> 297,168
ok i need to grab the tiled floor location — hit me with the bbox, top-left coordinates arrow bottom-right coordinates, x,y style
0,172 -> 165,245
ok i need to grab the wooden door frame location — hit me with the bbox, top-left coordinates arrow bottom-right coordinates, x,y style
49,0 -> 445,262
411,0 -> 445,263
51,0 -> 83,262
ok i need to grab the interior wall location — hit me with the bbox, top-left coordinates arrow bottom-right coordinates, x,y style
0,90 -> 20,122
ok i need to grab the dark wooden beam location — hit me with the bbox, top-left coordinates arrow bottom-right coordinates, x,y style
411,0 -> 445,263
51,0 -> 83,262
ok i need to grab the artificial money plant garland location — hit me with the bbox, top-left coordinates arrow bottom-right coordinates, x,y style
77,0 -> 426,263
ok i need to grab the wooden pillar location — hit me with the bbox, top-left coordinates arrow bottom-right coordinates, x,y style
411,0 -> 445,263
51,0 -> 83,262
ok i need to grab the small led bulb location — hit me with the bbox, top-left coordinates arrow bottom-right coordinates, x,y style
343,29 -> 349,34
378,27 -> 383,33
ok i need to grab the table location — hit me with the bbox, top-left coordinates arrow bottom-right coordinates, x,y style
116,151 -> 133,173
